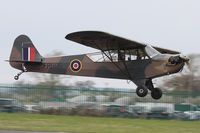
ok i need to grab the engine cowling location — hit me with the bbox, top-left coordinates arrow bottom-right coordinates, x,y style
168,55 -> 189,65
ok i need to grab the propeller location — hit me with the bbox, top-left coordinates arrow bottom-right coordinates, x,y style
168,55 -> 190,69
181,56 -> 191,71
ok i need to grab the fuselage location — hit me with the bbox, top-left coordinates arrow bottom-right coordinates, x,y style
11,53 -> 184,81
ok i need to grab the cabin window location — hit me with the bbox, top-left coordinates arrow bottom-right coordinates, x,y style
87,49 -> 149,62
118,49 -> 149,61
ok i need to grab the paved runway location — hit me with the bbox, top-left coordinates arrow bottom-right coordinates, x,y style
0,131 -> 68,133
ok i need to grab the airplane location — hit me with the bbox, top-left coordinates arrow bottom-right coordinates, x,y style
8,31 -> 189,100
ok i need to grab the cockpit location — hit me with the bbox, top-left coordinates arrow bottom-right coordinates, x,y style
87,45 -> 160,62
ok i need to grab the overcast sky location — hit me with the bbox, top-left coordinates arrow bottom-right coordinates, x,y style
0,0 -> 200,88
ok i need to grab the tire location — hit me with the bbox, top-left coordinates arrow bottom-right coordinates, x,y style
14,76 -> 19,80
136,86 -> 148,97
151,88 -> 162,100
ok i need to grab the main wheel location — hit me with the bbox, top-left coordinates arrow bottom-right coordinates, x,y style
151,88 -> 162,100
136,86 -> 148,97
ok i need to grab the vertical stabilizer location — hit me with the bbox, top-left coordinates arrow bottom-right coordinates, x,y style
9,35 -> 43,70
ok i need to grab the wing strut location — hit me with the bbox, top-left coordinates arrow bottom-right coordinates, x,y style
94,41 -> 133,81
119,51 -> 133,80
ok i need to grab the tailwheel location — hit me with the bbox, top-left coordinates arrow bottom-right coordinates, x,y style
136,86 -> 148,97
151,88 -> 162,100
14,76 -> 19,80
14,70 -> 25,80
13,63 -> 27,80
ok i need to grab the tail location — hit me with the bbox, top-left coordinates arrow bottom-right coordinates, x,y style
9,35 -> 43,70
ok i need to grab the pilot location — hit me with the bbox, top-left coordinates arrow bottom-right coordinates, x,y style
137,52 -> 143,60
118,50 -> 125,61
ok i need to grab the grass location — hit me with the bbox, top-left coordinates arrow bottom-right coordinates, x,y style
0,113 -> 200,133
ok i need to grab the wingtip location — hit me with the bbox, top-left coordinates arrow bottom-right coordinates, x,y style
65,32 -> 77,40
65,35 -> 68,39
65,34 -> 71,40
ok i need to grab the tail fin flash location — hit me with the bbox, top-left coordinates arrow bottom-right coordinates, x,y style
10,35 -> 42,62
9,35 -> 43,69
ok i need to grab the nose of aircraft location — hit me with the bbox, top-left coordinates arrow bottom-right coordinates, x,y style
180,55 -> 189,62
180,55 -> 190,69
168,55 -> 189,65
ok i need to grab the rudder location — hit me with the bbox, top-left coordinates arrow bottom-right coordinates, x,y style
9,35 -> 43,70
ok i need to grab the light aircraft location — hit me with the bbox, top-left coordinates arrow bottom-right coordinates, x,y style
8,31 -> 189,99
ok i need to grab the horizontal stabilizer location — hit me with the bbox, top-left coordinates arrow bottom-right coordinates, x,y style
6,60 -> 42,63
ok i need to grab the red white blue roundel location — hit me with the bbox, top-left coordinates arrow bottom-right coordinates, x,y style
70,59 -> 82,72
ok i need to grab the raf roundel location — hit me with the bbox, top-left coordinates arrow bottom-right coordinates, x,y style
70,59 -> 82,72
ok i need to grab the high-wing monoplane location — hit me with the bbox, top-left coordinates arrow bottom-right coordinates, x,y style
8,31 -> 189,99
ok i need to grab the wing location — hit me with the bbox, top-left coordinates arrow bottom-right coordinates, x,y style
153,46 -> 180,54
65,31 -> 180,54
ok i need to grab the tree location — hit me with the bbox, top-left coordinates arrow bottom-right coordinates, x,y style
74,80 -> 95,88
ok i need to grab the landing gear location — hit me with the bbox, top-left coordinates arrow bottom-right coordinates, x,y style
136,86 -> 148,97
135,79 -> 162,100
14,71 -> 24,80
14,63 -> 27,80
151,88 -> 162,100
14,75 -> 19,80
146,79 -> 162,100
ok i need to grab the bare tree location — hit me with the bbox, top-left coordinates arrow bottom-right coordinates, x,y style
75,80 -> 95,88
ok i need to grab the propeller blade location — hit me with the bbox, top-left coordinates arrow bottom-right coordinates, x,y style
185,60 -> 191,71
180,55 -> 191,71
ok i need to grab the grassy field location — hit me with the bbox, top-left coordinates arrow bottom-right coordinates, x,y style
0,113 -> 200,133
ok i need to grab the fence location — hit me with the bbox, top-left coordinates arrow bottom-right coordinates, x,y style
0,84 -> 200,121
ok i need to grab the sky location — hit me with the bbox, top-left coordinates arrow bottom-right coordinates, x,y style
0,0 -> 200,88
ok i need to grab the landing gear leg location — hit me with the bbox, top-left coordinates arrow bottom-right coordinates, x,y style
14,64 -> 27,80
14,71 -> 24,80
151,88 -> 162,100
146,79 -> 162,100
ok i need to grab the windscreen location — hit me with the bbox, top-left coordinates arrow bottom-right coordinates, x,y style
145,45 -> 161,58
